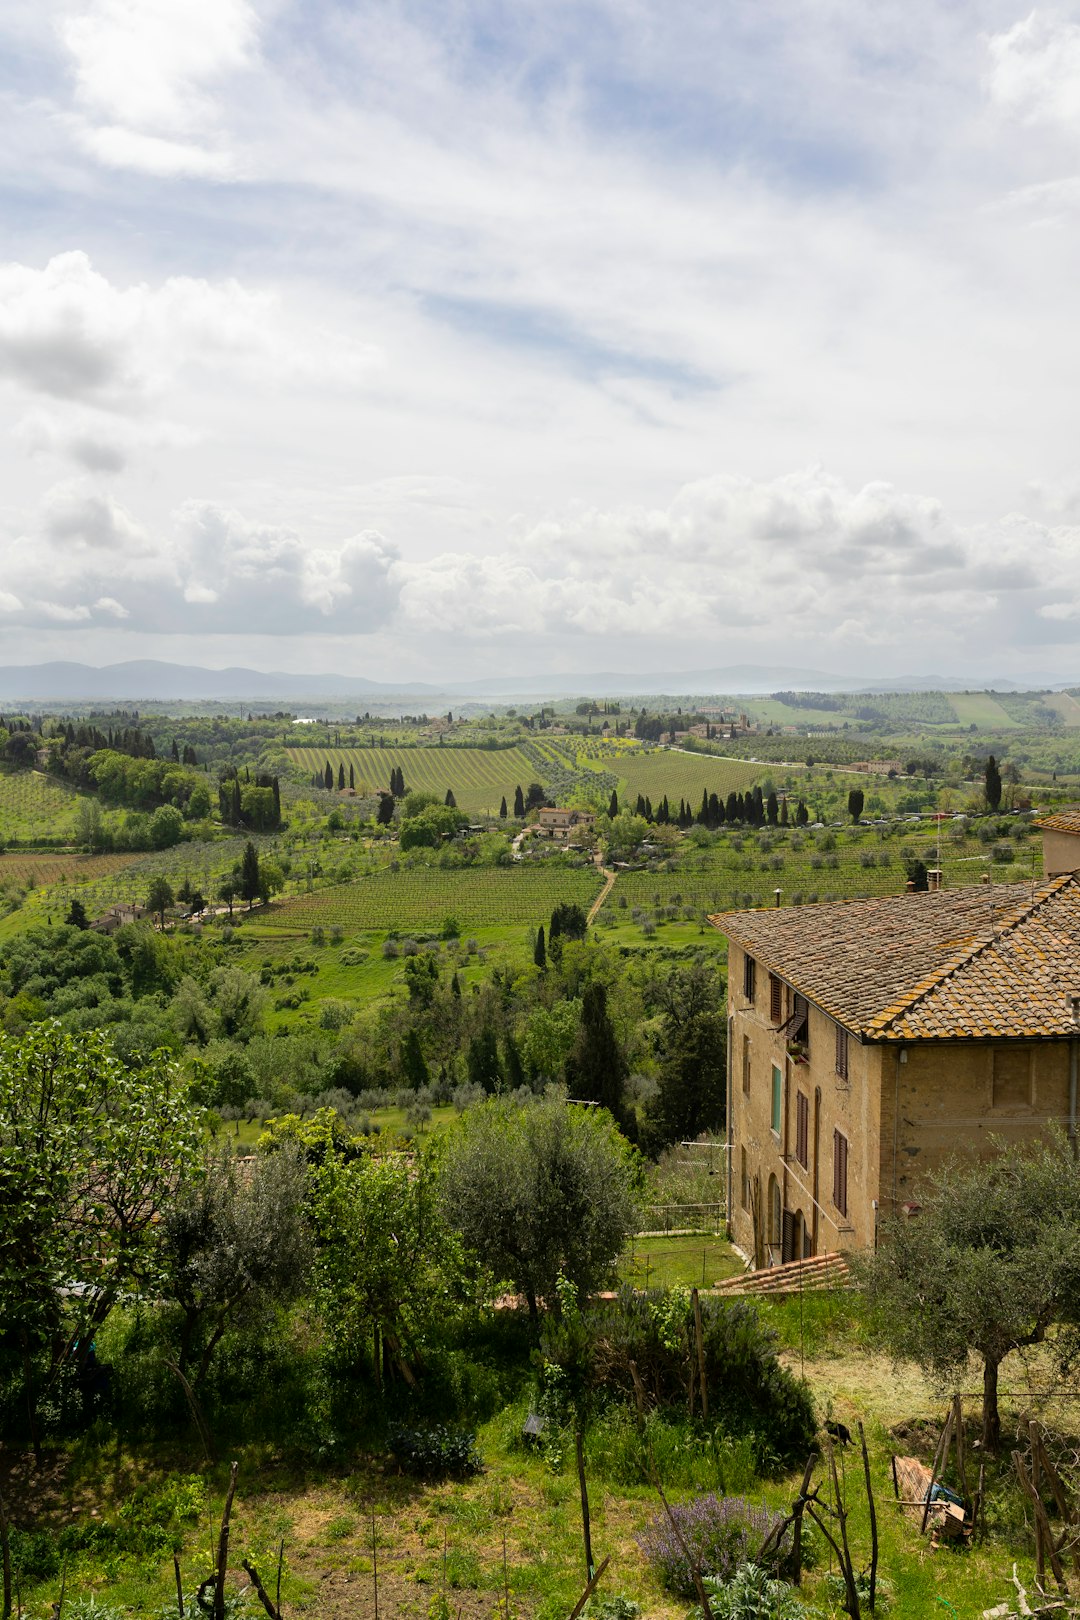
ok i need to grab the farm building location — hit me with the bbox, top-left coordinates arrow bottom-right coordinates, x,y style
1036,805 -> 1080,877
92,903 -> 150,934
535,807 -> 595,840
711,873 -> 1080,1266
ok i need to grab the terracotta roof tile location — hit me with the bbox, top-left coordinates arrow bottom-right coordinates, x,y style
710,875 -> 1080,1042
1035,807 -> 1080,835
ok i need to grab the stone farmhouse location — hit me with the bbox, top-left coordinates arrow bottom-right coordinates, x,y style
711,865 -> 1080,1266
534,807 -> 595,840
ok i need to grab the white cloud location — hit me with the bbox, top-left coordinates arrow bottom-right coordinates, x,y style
987,11 -> 1080,131
0,253 -> 279,407
60,0 -> 256,175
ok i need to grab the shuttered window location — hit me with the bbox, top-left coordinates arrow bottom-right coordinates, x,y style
769,974 -> 783,1024
835,1025 -> 849,1080
740,1147 -> 749,1210
771,1064 -> 782,1135
743,954 -> 756,1003
832,1129 -> 849,1217
795,1091 -> 809,1168
742,1035 -> 751,1095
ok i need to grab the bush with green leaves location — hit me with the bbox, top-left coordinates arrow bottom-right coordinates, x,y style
637,1497 -> 790,1598
698,1564 -> 817,1620
560,1287 -> 815,1468
388,1422 -> 483,1478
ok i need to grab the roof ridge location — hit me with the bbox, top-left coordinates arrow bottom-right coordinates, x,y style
868,871 -> 1077,1037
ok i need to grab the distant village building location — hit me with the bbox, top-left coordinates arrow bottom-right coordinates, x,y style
712,874 -> 1080,1266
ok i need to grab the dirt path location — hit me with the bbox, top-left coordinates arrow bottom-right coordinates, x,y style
587,867 -> 615,925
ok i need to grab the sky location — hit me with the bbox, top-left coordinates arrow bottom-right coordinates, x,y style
2,0 -> 1080,685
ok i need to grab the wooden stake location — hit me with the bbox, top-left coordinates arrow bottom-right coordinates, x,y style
172,1554 -> 184,1620
951,1394 -> 969,1505
0,1483 -> 11,1620
371,1511 -> 379,1620
214,1462 -> 239,1620
692,1289 -> 708,1421
574,1428 -> 594,1582
858,1422 -> 878,1614
921,1409 -> 952,1536
566,1555 -> 610,1620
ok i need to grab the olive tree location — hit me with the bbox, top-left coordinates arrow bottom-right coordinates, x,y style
858,1132 -> 1080,1451
0,1022 -> 202,1449
162,1141 -> 312,1384
438,1091 -> 640,1322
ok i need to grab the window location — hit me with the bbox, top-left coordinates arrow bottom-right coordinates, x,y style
795,1091 -> 809,1168
768,1173 -> 782,1245
769,974 -> 783,1024
832,1129 -> 849,1217
835,1024 -> 849,1080
771,1064 -> 783,1135
993,1047 -> 1033,1108
740,1146 -> 749,1210
743,954 -> 756,1003
742,1034 -> 751,1095
791,993 -> 810,1049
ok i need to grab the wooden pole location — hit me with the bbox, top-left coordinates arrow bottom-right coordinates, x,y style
951,1394 -> 969,1505
214,1462 -> 239,1620
0,1484 -> 11,1620
858,1422 -> 878,1614
575,1428 -> 594,1581
921,1409 -> 952,1536
692,1289 -> 709,1421
371,1511 -> 379,1620
566,1555 -> 611,1620
173,1554 -> 184,1620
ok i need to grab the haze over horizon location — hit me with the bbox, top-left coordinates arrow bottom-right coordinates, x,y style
1,2 -> 1078,683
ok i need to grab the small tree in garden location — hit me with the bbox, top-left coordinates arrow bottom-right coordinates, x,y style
859,1132 -> 1080,1452
984,753 -> 1002,810
847,787 -> 864,823
147,874 -> 174,928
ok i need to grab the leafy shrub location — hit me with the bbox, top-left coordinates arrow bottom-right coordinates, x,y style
388,1423 -> 483,1479
637,1496 -> 790,1598
699,1563 -> 815,1619
578,1288 -> 815,1467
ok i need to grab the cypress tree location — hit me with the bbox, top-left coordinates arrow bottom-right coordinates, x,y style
324,761 -> 333,791
499,796 -> 507,818
985,755 -> 1002,810
349,763 -> 355,789
534,924 -> 546,969
445,788 -> 456,807
513,784 -> 525,817
698,790 -> 709,825
231,778 -> 242,825
338,763 -> 345,790
239,840 -> 261,906
608,789 -> 619,818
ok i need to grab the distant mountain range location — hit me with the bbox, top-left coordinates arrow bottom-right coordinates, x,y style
0,659 -> 1072,703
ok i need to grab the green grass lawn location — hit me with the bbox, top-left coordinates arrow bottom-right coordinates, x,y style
619,1233 -> 743,1291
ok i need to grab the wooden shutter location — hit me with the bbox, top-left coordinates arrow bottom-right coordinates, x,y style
796,1091 -> 809,1168
835,1024 -> 849,1080
833,1129 -> 848,1217
769,974 -> 783,1023
743,954 -> 756,1002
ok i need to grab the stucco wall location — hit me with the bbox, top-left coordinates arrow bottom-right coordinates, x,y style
1042,828 -> 1080,877
878,1039 -> 1076,1215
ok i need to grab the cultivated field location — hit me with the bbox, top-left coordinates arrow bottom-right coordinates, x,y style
0,768 -> 80,841
1046,691 -> 1080,727
949,691 -> 1021,728
597,749 -> 762,806
260,865 -> 605,935
0,851 -> 138,887
287,745 -> 541,815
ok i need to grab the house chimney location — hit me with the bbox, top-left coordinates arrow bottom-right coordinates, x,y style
981,872 -> 991,885
927,869 -> 944,892
774,887 -> 782,908
906,880 -> 915,893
